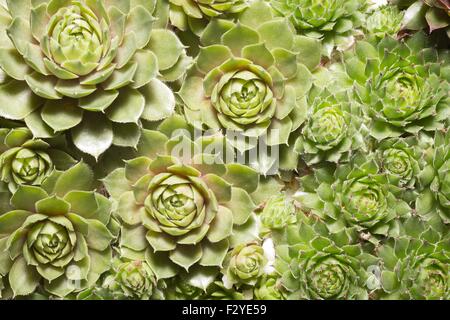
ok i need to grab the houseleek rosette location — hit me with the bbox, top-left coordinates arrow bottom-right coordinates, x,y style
0,162 -> 114,297
377,217 -> 449,299
222,243 -> 267,287
254,275 -> 286,300
259,193 -> 296,231
392,0 -> 450,38
103,115 -> 266,288
158,0 -> 249,33
271,0 -> 365,56
294,85 -> 368,165
374,135 -> 432,202
0,0 -> 189,158
415,130 -> 450,224
164,278 -> 205,299
345,33 -> 450,140
179,0 -> 320,155
295,153 -> 412,239
276,214 -> 376,299
102,256 -> 157,300
364,5 -> 404,39
0,127 -> 75,193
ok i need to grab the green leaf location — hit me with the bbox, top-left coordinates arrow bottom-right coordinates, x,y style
85,219 -> 113,251
207,206 -> 233,243
202,174 -> 232,203
221,24 -> 260,56
140,79 -> 175,121
0,48 -> 30,81
293,36 -> 321,71
63,191 -> 99,221
0,80 -> 42,120
147,29 -> 184,70
102,168 -> 131,200
78,90 -> 119,112
242,43 -> 274,69
0,210 -> 31,234
10,185 -> 48,212
117,191 -> 144,225
224,163 -> 259,193
53,162 -> 93,197
199,239 -> 229,267
257,18 -> 293,50
169,244 -> 202,271
112,122 -> 141,148
71,113 -> 113,159
197,45 -> 232,74
146,230 -> 177,252
131,50 -> 158,89
35,196 -> 70,215
9,257 -> 40,297
105,87 -> 145,123
145,248 -> 179,280
225,187 -> 256,225
120,224 -> 148,251
41,99 -> 83,132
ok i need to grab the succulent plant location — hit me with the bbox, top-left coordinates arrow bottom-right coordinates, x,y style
0,126 -> 75,193
271,0 -> 365,56
374,135 -> 433,203
295,153 -> 412,240
103,115 -> 265,288
392,0 -> 450,38
344,33 -> 450,140
275,213 -> 377,299
205,280 -> 246,299
179,0 -> 320,156
293,85 -> 368,165
259,193 -> 297,231
221,242 -> 267,287
164,277 -> 205,299
0,0 -> 189,158
415,130 -> 450,224
253,274 -> 286,300
0,162 -> 114,297
364,5 -> 404,39
377,216 -> 449,299
103,257 -> 157,299
156,0 -> 249,34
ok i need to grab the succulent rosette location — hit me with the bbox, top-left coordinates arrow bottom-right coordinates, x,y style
377,216 -> 449,299
0,126 -> 75,193
415,130 -> 450,224
103,256 -> 157,300
345,33 -> 450,140
364,5 -> 404,39
164,278 -> 205,299
0,162 -> 115,297
254,275 -> 286,300
0,0 -> 189,158
271,0 -> 365,56
295,153 -> 412,240
275,213 -> 377,299
103,115 -> 267,288
203,280 -> 246,299
156,0 -> 249,34
221,242 -> 267,287
259,193 -> 296,231
179,0 -> 320,155
392,0 -> 450,38
294,85 -> 368,165
374,135 -> 432,202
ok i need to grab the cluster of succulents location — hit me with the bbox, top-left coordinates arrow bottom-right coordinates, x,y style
0,0 -> 448,300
